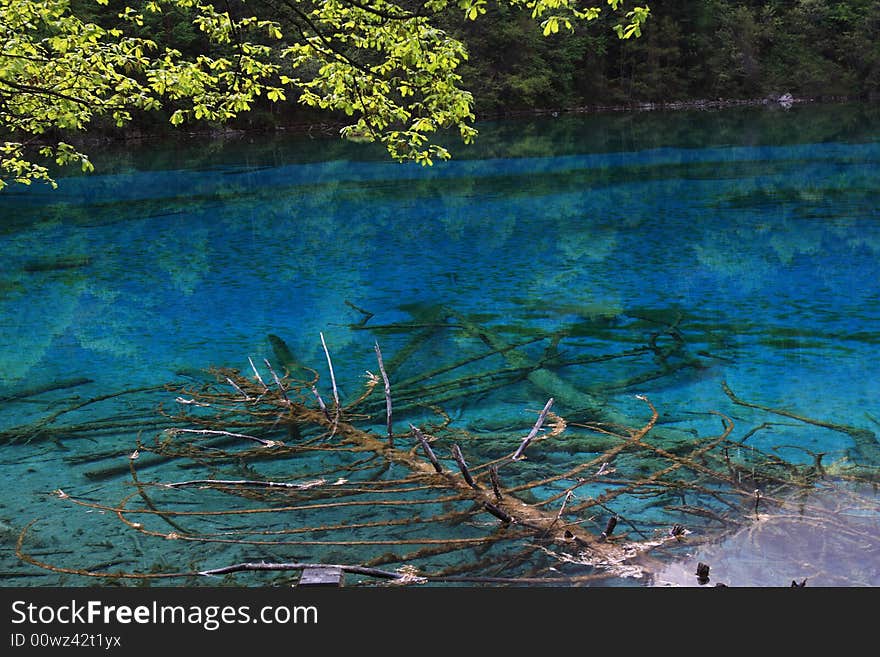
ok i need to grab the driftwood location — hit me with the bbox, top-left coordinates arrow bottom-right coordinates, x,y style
10,308 -> 880,586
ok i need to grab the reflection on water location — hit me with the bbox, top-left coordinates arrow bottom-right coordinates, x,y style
0,102 -> 878,586
654,481 -> 880,587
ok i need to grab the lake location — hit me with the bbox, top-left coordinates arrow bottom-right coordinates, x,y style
1,102 -> 878,587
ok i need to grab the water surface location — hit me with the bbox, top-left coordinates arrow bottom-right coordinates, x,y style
1,102 -> 878,586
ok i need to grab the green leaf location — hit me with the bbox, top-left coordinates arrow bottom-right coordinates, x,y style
0,0 -> 648,186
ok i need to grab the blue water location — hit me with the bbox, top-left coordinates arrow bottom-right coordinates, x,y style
1,103 -> 879,586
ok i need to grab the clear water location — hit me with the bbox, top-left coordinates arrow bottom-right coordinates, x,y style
1,102 -> 879,586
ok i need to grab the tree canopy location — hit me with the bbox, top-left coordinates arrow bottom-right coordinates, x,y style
0,0 -> 649,189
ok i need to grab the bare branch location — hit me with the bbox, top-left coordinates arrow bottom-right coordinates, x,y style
374,341 -> 393,445
410,424 -> 442,473
512,397 -> 554,460
451,443 -> 479,489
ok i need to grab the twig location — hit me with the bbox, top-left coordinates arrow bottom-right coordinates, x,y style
198,561 -> 414,581
225,376 -> 251,400
374,341 -> 393,446
248,357 -> 268,391
489,466 -> 503,501
311,385 -> 330,420
345,300 -> 374,326
451,444 -> 480,490
513,398 -> 554,460
320,332 -> 340,411
166,428 -> 282,448
320,332 -> 341,435
543,490 -> 573,536
737,421 -> 788,445
128,460 -> 190,536
263,358 -> 290,406
410,424 -> 442,473
162,478 -> 328,490
556,491 -> 574,521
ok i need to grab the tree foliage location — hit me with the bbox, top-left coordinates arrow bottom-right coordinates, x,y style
570,0 -> 880,107
0,0 -> 649,188
453,1 -> 880,114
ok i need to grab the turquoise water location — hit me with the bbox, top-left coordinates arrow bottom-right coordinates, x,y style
1,102 -> 879,586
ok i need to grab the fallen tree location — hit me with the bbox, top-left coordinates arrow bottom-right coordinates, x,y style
13,308 -> 880,586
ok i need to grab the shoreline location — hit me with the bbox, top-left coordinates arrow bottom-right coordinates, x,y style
511,92 -> 808,117
63,92 -> 875,149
